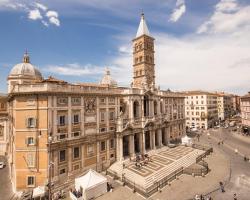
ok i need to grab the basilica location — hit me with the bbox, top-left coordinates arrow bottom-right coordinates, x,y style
6,13 -> 185,191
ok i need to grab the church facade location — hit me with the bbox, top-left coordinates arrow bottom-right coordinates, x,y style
7,14 -> 185,192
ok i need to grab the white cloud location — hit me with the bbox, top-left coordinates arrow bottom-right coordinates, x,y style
46,63 -> 103,76
48,16 -> 60,26
28,9 -> 42,20
197,0 -> 250,34
169,0 -> 186,22
35,2 -> 47,11
0,1 -> 60,27
46,10 -> 60,26
46,10 -> 58,18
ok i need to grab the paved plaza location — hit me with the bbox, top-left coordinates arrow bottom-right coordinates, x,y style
97,147 -> 229,200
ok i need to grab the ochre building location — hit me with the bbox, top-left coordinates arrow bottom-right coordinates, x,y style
7,14 -> 185,192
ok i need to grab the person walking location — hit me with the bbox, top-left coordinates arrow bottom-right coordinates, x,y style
219,181 -> 225,192
233,193 -> 237,200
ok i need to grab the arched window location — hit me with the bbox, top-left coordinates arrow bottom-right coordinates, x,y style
139,56 -> 142,62
154,101 -> 157,115
133,101 -> 140,118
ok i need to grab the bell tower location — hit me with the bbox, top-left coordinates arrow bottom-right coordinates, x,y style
132,13 -> 155,88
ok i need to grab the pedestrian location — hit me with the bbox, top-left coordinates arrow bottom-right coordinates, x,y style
219,181 -> 225,192
233,193 -> 237,200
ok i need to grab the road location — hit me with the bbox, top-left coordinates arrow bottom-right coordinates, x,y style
199,128 -> 250,200
0,155 -> 14,200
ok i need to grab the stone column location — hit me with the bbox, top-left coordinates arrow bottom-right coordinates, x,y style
68,97 -> 72,139
158,129 -> 162,147
151,130 -> 156,149
96,142 -> 100,170
129,134 -> 135,157
81,144 -> 85,171
141,131 -> 146,154
68,148 -> 72,174
81,97 -> 85,136
149,100 -> 153,117
116,136 -> 123,161
53,150 -> 58,181
129,98 -> 134,121
106,139 -> 110,166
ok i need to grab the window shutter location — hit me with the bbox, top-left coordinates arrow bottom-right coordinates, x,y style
25,137 -> 28,145
33,137 -> 36,145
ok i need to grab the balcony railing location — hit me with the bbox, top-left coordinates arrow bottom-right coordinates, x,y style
11,83 -> 123,94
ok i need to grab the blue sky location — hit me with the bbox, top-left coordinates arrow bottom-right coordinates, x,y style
0,0 -> 250,95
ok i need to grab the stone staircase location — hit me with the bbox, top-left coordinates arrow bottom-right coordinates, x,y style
108,146 -> 204,190
145,149 -> 203,188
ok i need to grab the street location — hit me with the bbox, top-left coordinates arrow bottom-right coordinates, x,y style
199,128 -> 250,200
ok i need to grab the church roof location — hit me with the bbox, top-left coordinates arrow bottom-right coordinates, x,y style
100,68 -> 117,87
136,13 -> 150,38
8,52 -> 43,80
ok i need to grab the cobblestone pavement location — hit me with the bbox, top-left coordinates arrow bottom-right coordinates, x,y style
0,156 -> 14,200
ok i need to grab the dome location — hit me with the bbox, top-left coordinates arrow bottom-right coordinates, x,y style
8,52 -> 42,80
100,68 -> 117,87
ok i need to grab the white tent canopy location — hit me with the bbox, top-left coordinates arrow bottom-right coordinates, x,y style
32,186 -> 45,199
181,135 -> 192,145
74,169 -> 107,200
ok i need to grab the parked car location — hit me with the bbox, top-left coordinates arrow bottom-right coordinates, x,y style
0,161 -> 5,169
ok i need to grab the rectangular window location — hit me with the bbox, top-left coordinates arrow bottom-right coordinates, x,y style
27,117 -> 36,128
109,127 -> 115,131
110,139 -> 114,149
100,127 -> 106,132
100,98 -> 106,104
100,141 -> 106,151
59,116 -> 66,126
27,176 -> 35,187
109,111 -> 115,121
72,131 -> 80,137
100,112 -> 105,122
59,150 -> 66,162
73,147 -> 80,159
27,137 -> 35,145
73,114 -> 80,124
59,168 -> 66,175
